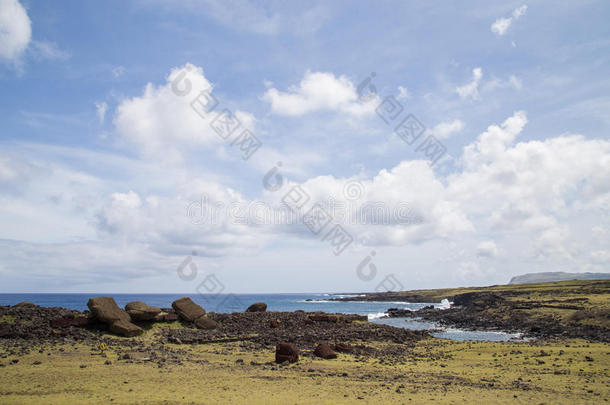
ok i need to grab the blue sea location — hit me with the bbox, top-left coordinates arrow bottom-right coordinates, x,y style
0,293 -> 523,342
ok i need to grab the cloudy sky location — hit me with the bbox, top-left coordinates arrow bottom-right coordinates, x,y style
1,0 -> 609,293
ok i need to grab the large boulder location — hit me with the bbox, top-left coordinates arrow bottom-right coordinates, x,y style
125,302 -> 161,321
87,297 -> 131,324
172,297 -> 206,322
109,319 -> 143,337
246,302 -> 267,312
275,342 -> 299,363
194,317 -> 218,330
314,343 -> 337,359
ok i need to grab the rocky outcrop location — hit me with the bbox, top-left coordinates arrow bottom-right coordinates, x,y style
314,343 -> 337,359
246,302 -> 267,312
171,297 -> 216,330
50,316 -> 90,328
125,302 -> 161,321
275,342 -> 299,363
14,302 -> 36,308
87,297 -> 142,337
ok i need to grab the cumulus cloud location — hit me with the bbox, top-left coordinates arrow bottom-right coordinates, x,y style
114,63 -> 256,160
427,119 -> 464,139
0,0 -> 31,66
491,5 -> 527,36
262,71 -> 377,117
456,68 -> 482,100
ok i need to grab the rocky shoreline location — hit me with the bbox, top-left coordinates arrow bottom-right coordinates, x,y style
0,297 -> 427,364
358,282 -> 610,343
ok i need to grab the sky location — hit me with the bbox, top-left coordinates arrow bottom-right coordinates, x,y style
0,0 -> 609,293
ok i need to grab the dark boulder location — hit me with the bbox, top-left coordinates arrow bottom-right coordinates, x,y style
194,316 -> 218,330
109,319 -> 143,337
275,342 -> 299,363
87,297 -> 131,324
246,302 -> 267,312
314,343 -> 337,359
172,297 -> 206,322
269,320 -> 280,328
125,302 -> 161,321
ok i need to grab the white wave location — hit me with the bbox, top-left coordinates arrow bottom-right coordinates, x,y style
367,312 -> 388,320
436,298 -> 452,310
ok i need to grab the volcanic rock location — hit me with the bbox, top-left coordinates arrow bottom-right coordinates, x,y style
172,297 -> 206,322
275,342 -> 299,363
314,343 -> 337,359
87,297 -> 131,324
109,320 -> 143,337
125,302 -> 161,321
194,316 -> 218,330
246,302 -> 267,312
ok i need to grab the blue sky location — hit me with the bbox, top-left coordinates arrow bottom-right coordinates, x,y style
1,0 -> 609,293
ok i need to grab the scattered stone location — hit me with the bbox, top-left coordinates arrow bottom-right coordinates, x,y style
32,360 -> 42,365
105,360 -> 112,365
275,342 -> 299,363
246,302 -> 267,312
172,297 -> 206,322
125,302 -> 161,321
334,343 -> 354,353
50,316 -> 90,328
314,343 -> 337,359
269,320 -> 280,328
80,364 -> 86,368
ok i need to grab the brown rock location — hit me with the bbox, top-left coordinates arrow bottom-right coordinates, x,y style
246,302 -> 267,312
275,342 -> 299,363
87,297 -> 131,324
194,317 -> 218,330
153,312 -> 179,322
125,301 -> 161,321
269,320 -> 280,328
109,320 -> 143,337
171,297 -> 206,322
314,343 -> 337,359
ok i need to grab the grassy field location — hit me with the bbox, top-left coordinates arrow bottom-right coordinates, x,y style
1,280 -> 608,404
0,327 -> 608,404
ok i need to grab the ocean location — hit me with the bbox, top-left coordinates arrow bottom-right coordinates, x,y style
0,293 -> 522,342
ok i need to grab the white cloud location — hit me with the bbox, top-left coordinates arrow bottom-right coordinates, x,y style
476,240 -> 498,257
114,62 -> 256,161
262,71 -> 377,117
112,65 -> 126,78
427,119 -> 464,139
491,5 -> 528,36
29,40 -> 70,61
456,67 -> 482,100
0,0 -> 31,66
397,86 -> 411,100
95,101 -> 108,124
491,18 -> 512,36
